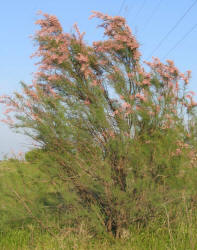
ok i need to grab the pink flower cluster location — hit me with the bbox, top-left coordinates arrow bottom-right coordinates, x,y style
91,11 -> 141,62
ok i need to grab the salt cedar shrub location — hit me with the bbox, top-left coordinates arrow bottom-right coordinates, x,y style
1,11 -> 197,238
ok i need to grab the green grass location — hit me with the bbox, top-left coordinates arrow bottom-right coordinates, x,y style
1,224 -> 197,250
1,159 -> 197,249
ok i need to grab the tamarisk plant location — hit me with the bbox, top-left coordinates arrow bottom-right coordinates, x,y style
1,11 -> 197,238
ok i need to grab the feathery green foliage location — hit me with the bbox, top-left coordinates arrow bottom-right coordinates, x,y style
1,11 -> 197,239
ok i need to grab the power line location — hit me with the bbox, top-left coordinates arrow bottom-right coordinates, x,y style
124,2 -> 135,20
162,22 -> 197,60
134,0 -> 146,21
147,0 -> 197,60
143,0 -> 162,32
123,4 -> 129,18
118,0 -> 126,15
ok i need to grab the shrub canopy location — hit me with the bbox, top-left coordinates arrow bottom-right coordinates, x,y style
1,11 -> 197,238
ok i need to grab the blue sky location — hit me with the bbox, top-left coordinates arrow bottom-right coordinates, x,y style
0,0 -> 197,157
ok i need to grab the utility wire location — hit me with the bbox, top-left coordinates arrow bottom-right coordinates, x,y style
122,5 -> 129,18
118,0 -> 126,15
134,0 -> 146,21
143,0 -> 162,32
124,2 -> 135,20
147,0 -> 197,60
162,22 -> 197,60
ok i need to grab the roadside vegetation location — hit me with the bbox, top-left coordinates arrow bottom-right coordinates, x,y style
1,11 -> 197,249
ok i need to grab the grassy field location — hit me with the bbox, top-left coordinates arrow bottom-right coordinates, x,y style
1,224 -> 197,250
1,159 -> 197,249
